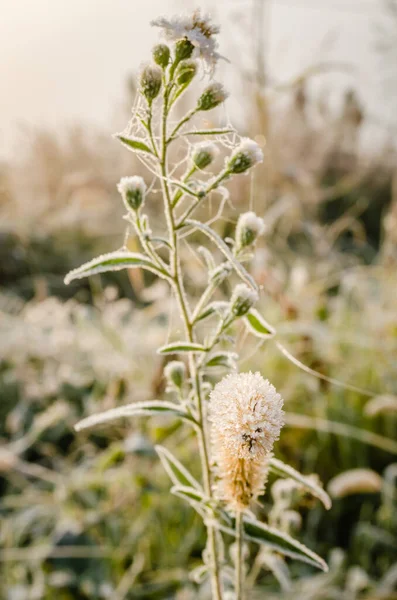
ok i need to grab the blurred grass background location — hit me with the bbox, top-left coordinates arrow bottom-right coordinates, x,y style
1,1 -> 397,598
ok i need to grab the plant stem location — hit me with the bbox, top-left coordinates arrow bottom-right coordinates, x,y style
159,76 -> 223,600
235,511 -> 244,600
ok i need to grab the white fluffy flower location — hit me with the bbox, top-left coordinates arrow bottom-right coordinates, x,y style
210,372 -> 284,510
228,138 -> 264,174
117,176 -> 146,212
151,10 -> 221,67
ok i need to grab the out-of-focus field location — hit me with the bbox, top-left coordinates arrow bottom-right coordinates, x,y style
1,20 -> 397,600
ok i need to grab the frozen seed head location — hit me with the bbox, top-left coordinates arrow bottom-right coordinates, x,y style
140,64 -> 162,102
210,372 -> 284,510
191,142 -> 219,170
151,10 -> 220,67
230,284 -> 258,317
164,360 -> 186,388
236,212 -> 265,249
227,138 -> 264,174
117,176 -> 146,212
197,82 -> 228,111
176,59 -> 197,86
152,43 -> 170,69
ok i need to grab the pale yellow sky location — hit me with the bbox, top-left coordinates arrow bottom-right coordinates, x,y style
0,0 -> 393,157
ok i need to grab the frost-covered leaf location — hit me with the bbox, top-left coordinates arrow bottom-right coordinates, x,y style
269,457 -> 331,510
65,251 -> 167,285
216,517 -> 328,572
185,220 -> 258,291
244,309 -> 276,339
181,128 -> 235,137
116,135 -> 153,154
158,341 -> 207,354
205,352 -> 238,369
171,485 -> 207,504
155,445 -> 202,491
75,401 -> 197,432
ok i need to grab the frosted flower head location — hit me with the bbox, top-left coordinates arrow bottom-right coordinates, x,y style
140,64 -> 162,102
236,212 -> 265,250
210,372 -> 284,461
227,138 -> 264,174
164,360 -> 186,389
230,284 -> 258,317
151,10 -> 221,68
197,82 -> 228,111
210,372 -> 284,510
191,142 -> 219,170
117,176 -> 146,212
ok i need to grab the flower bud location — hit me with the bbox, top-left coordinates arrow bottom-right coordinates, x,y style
175,38 -> 194,62
152,44 -> 170,69
227,138 -> 264,174
140,64 -> 162,102
176,59 -> 197,86
117,176 -> 146,212
164,360 -> 186,388
191,142 -> 219,170
235,212 -> 264,249
197,83 -> 228,111
209,262 -> 232,285
230,284 -> 258,317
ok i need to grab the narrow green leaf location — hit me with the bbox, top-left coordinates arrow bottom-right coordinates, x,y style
171,485 -> 207,504
181,128 -> 235,137
185,220 -> 258,291
155,445 -> 202,491
116,135 -> 153,154
269,458 -> 331,510
244,309 -> 276,339
216,517 -> 328,572
205,352 -> 238,369
64,251 -> 167,285
158,342 -> 207,354
74,401 -> 197,432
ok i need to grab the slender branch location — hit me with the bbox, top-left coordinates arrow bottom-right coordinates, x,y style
167,107 -> 199,143
235,511 -> 244,600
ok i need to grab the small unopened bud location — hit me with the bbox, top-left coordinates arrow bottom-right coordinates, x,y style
230,284 -> 258,317
117,176 -> 146,212
140,64 -> 162,102
191,142 -> 219,170
175,38 -> 195,62
236,212 -> 264,249
164,361 -> 186,388
176,59 -> 197,86
152,44 -> 170,69
227,138 -> 264,174
209,262 -> 232,284
197,83 -> 228,111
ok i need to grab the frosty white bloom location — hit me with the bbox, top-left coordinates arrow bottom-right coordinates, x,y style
117,176 -> 147,212
164,360 -> 186,388
197,82 -> 228,111
191,142 -> 219,170
151,10 -> 221,67
230,284 -> 258,317
235,212 -> 265,250
227,138 -> 264,174
210,372 -> 284,510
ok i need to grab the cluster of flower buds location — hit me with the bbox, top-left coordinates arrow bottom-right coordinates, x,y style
117,176 -> 146,212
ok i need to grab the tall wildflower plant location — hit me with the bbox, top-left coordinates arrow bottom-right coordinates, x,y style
65,11 -> 330,599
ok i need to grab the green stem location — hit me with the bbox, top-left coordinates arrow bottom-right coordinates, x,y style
235,511 -> 244,600
176,170 -> 229,228
159,78 -> 223,600
167,107 -> 198,143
